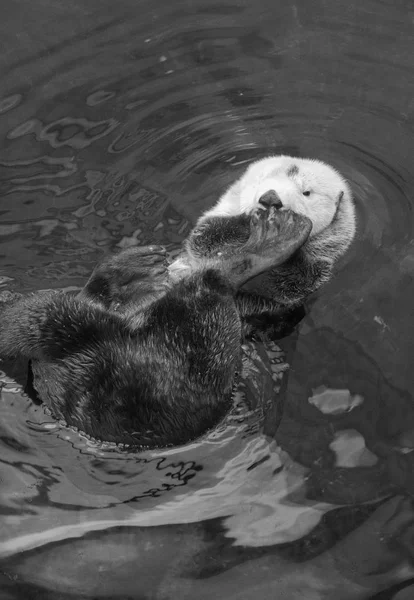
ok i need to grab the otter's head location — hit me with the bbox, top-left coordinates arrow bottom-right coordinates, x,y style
238,156 -> 352,237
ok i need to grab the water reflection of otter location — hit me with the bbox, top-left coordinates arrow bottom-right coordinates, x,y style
0,207 -> 311,449
199,156 -> 356,307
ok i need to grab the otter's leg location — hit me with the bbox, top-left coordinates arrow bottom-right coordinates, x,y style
234,290 -> 306,340
0,246 -> 171,358
77,245 -> 170,312
0,290 -> 66,359
241,249 -> 333,307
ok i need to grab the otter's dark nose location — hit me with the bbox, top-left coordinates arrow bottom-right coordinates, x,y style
258,190 -> 283,209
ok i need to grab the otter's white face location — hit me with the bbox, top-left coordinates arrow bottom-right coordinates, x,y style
209,156 -> 352,238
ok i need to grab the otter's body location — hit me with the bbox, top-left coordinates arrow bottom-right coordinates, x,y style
198,155 -> 356,306
0,207 -> 311,448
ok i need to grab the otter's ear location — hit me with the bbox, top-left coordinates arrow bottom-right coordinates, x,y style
338,191 -> 344,204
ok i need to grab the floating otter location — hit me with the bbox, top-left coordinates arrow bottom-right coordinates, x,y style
0,206 -> 311,448
199,155 -> 356,306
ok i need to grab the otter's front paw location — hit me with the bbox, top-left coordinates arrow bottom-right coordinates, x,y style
251,204 -> 280,231
247,205 -> 288,248
187,215 -> 251,258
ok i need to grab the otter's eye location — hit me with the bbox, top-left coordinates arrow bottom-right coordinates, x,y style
303,191 -> 311,197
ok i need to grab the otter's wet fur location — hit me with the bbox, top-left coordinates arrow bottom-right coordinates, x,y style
0,207 -> 311,449
199,155 -> 356,306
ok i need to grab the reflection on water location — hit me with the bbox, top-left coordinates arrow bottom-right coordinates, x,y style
1,0 -> 414,598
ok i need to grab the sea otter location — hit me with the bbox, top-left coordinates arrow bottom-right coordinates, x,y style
0,206 -> 311,448
198,155 -> 356,306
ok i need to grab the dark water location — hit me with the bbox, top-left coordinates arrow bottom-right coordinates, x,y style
0,0 -> 414,598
